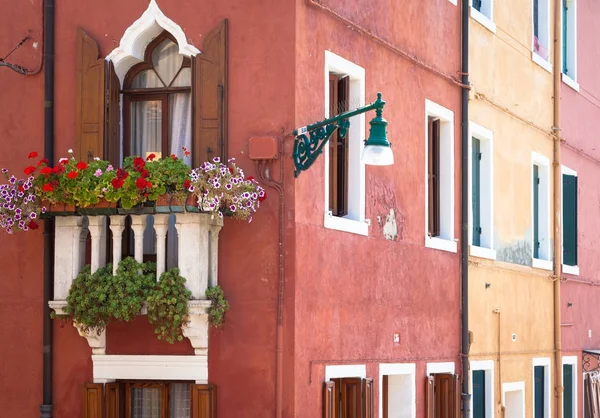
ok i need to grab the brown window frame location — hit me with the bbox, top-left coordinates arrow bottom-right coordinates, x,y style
323,377 -> 373,418
328,73 -> 350,217
428,117 -> 441,237
124,380 -> 191,418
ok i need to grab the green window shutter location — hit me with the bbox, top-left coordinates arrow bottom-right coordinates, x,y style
533,165 -> 540,259
563,174 -> 578,266
473,0 -> 482,11
563,2 -> 569,74
472,138 -> 482,246
472,370 -> 486,418
534,366 -> 545,418
533,0 -> 540,38
563,364 -> 573,418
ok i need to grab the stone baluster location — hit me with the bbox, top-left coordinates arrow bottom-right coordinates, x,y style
109,215 -> 127,275
54,216 -> 86,300
208,220 -> 223,288
87,216 -> 107,274
130,215 -> 147,264
154,214 -> 170,279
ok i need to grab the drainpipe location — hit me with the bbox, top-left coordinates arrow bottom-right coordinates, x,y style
460,0 -> 470,416
40,0 -> 55,417
552,0 -> 563,412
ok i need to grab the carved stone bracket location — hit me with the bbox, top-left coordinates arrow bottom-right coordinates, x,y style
183,300 -> 212,355
48,300 -> 106,354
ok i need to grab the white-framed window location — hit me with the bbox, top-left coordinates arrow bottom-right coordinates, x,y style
532,358 -> 552,418
379,363 -> 416,418
323,51 -> 367,236
470,0 -> 496,33
425,100 -> 456,253
325,364 -> 366,381
562,356 -> 578,418
532,152 -> 552,270
502,381 -> 526,418
532,0 -> 552,72
469,123 -> 495,260
426,362 -> 455,376
470,360 -> 494,418
561,165 -> 579,275
561,0 -> 579,91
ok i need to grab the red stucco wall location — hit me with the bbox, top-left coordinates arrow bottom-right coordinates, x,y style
293,0 -> 462,416
0,0 -> 296,417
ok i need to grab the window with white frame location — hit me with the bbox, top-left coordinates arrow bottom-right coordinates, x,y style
533,358 -> 551,418
380,363 -> 416,418
471,0 -> 496,32
562,356 -> 577,418
323,51 -> 367,236
562,166 -> 579,275
562,0 -> 578,87
532,153 -> 551,269
323,364 -> 374,418
469,123 -> 495,259
503,382 -> 526,418
425,100 -> 456,253
533,0 -> 551,67
470,360 -> 494,418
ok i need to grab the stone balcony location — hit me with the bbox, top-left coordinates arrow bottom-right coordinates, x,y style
48,212 -> 222,356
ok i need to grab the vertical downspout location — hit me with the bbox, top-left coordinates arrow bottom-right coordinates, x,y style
40,0 -> 55,417
460,0 -> 471,416
552,0 -> 563,413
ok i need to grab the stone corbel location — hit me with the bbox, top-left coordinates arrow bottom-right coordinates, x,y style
182,300 -> 212,355
49,300 -> 106,355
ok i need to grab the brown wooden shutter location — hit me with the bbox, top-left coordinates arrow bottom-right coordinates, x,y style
193,20 -> 228,166
76,28 -> 106,162
337,76 -> 350,217
105,61 -> 121,167
382,375 -> 389,418
105,382 -> 122,418
425,376 -> 435,418
362,378 -> 373,418
323,380 -> 336,418
83,383 -> 103,418
454,375 -> 461,418
191,384 -> 216,418
434,373 -> 456,418
329,74 -> 339,215
427,118 -> 441,237
340,377 -> 363,418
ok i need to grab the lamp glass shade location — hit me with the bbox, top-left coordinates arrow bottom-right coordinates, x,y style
362,144 -> 394,166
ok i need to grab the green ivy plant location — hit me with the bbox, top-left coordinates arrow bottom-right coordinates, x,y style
205,285 -> 230,328
147,268 -> 192,343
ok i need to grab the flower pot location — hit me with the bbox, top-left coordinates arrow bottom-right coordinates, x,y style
155,195 -> 172,214
62,204 -> 77,216
185,195 -> 200,213
78,199 -> 116,216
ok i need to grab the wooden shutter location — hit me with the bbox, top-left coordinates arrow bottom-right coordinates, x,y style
323,380 -> 336,418
76,28 -> 106,162
563,364 -> 573,418
362,378 -> 373,418
193,20 -> 228,166
105,382 -> 122,418
534,366 -> 545,418
382,375 -> 389,418
329,74 -> 340,215
472,370 -> 486,418
337,76 -> 350,217
425,376 -> 435,418
83,383 -> 103,418
472,138 -> 481,247
428,118 -> 441,237
563,174 -> 578,266
533,165 -> 540,259
191,384 -> 216,418
340,378 -> 363,418
433,373 -> 457,418
105,61 -> 121,167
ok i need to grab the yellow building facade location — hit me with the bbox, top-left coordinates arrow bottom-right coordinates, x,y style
468,0 -> 558,416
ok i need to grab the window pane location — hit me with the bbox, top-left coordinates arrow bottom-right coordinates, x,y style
170,384 -> 191,418
131,100 -> 162,159
131,70 -> 164,89
152,39 -> 183,87
131,387 -> 162,418
169,93 -> 192,166
171,68 -> 192,87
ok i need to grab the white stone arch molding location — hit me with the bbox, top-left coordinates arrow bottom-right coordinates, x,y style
105,0 -> 201,85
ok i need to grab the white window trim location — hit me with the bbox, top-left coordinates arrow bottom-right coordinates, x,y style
426,362 -> 455,376
448,0 -> 457,6
469,360 -> 495,418
92,355 -> 207,384
561,165 -> 579,276
532,152 -> 552,266
562,356 -> 578,418
533,52 -> 553,73
470,0 -> 496,33
560,0 -> 578,88
325,364 -> 366,381
502,381 -> 526,418
323,50 -> 368,237
468,122 -> 495,259
531,0 -> 552,71
532,258 -> 553,270
425,100 -> 457,253
379,363 -> 416,418
532,357 -> 552,418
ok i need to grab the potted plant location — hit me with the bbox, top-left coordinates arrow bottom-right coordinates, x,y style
145,150 -> 193,213
0,164 -> 42,234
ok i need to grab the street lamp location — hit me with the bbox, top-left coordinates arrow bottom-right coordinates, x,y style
292,92 -> 393,177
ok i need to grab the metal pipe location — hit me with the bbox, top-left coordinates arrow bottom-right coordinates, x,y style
460,0 -> 470,415
40,0 -> 54,417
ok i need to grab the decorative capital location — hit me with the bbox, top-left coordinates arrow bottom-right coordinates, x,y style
182,300 -> 212,355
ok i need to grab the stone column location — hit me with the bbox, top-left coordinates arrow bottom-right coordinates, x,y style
109,215 -> 127,275
87,216 -> 107,274
130,215 -> 147,264
174,213 -> 210,299
154,214 -> 170,279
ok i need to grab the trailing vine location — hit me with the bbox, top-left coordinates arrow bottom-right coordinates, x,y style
147,268 -> 192,343
205,285 -> 230,328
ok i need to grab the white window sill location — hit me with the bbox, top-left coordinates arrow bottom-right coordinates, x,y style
426,236 -> 458,253
448,0 -> 457,5
562,73 -> 580,92
324,214 -> 369,236
470,8 -> 496,34
562,264 -> 580,275
532,258 -> 553,271
532,52 -> 552,73
470,245 -> 497,260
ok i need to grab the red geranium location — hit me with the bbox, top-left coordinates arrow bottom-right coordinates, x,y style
28,221 -> 39,230
67,171 -> 78,179
246,176 -> 255,181
141,169 -> 149,178
183,179 -> 191,190
37,158 -> 49,167
40,167 -> 52,176
59,158 -> 69,165
116,168 -> 128,179
111,178 -> 124,189
146,153 -> 156,161
28,151 -> 38,159
43,183 -> 54,192
135,178 -> 148,190
24,166 -> 36,175
18,185 -> 24,193
52,165 -> 64,174
171,154 -> 178,160
76,161 -> 88,170
133,157 -> 145,169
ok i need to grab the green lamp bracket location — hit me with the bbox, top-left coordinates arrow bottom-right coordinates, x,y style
292,93 -> 386,177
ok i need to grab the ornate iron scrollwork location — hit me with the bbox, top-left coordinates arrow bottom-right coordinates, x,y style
583,351 -> 600,372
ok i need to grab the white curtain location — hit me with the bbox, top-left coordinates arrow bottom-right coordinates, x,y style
170,384 -> 191,418
131,387 -> 161,418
